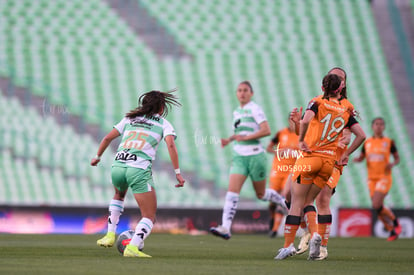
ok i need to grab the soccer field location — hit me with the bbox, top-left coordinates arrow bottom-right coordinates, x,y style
0,234 -> 413,275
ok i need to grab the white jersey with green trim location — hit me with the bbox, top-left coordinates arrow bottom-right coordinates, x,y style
232,101 -> 267,156
112,114 -> 176,169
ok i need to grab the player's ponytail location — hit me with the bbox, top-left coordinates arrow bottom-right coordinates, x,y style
126,89 -> 181,119
322,74 -> 342,99
328,67 -> 347,99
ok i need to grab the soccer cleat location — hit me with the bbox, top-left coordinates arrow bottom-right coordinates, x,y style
274,243 -> 297,260
296,232 -> 311,255
308,233 -> 322,260
123,244 -> 152,258
138,241 -> 145,251
209,225 -> 231,240
387,230 -> 399,241
394,223 -> 402,235
97,232 -> 116,248
314,246 -> 328,261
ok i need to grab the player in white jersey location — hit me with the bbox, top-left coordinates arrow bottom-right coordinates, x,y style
91,90 -> 185,258
210,81 -> 286,240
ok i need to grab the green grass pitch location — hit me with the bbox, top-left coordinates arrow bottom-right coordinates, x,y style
0,233 -> 413,275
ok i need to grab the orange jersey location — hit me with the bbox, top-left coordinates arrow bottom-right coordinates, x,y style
304,96 -> 357,159
271,127 -> 299,167
362,137 -> 397,179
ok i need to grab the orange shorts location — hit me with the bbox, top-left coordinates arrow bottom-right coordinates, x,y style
327,166 -> 341,189
292,156 -> 335,189
368,176 -> 392,197
269,170 -> 290,192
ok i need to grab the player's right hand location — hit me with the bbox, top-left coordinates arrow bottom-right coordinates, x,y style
289,107 -> 302,124
338,153 -> 350,166
90,158 -> 100,166
221,138 -> 230,147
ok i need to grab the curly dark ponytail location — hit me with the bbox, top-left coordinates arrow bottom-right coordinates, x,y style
126,89 -> 181,119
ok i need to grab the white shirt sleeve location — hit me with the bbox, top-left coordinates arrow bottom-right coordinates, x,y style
163,120 -> 177,140
113,117 -> 129,135
252,105 -> 267,124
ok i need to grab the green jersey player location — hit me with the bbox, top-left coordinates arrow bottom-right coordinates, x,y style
210,81 -> 286,240
91,90 -> 185,258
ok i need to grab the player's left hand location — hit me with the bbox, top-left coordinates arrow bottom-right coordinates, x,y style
175,174 -> 185,188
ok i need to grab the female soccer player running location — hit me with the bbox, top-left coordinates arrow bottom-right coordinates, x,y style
275,74 -> 366,260
353,117 -> 402,241
210,81 -> 286,240
91,90 -> 185,258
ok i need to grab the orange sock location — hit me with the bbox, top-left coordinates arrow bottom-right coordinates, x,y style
283,215 -> 301,247
304,205 -> 317,235
317,215 -> 332,246
272,212 -> 284,232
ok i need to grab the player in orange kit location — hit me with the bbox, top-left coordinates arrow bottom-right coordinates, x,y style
289,67 -> 355,260
266,121 -> 299,237
275,73 -> 366,260
353,117 -> 401,241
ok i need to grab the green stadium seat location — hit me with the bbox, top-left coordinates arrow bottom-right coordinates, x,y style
0,0 -> 413,208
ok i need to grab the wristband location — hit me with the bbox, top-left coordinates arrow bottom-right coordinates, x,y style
174,168 -> 181,174
95,155 -> 101,160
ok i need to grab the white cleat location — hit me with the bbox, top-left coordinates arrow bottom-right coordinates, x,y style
274,243 -> 297,260
314,246 -> 328,261
296,232 -> 311,255
308,233 -> 322,260
209,225 -> 231,240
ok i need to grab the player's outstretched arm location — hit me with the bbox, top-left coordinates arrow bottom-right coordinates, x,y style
221,135 -> 235,147
165,135 -> 185,188
91,128 -> 120,166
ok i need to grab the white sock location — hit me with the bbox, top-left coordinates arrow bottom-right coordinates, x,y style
262,188 -> 285,205
107,199 -> 124,233
222,191 -> 239,231
130,217 -> 154,247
